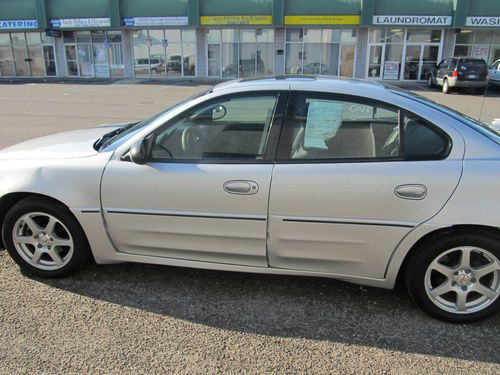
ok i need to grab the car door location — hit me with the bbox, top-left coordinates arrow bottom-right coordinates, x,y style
267,92 -> 463,279
489,60 -> 500,84
100,91 -> 287,267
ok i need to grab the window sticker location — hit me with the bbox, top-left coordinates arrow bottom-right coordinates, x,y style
304,100 -> 343,149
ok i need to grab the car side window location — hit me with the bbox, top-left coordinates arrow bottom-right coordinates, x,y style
403,112 -> 451,160
285,94 -> 400,160
438,60 -> 449,70
150,93 -> 278,161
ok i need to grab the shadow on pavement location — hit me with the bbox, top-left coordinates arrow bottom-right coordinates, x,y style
36,261 -> 500,364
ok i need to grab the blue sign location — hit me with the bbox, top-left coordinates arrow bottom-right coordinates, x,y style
45,29 -> 62,37
50,19 -> 62,28
104,39 -> 110,48
123,17 -> 135,27
0,20 -> 38,30
162,39 -> 169,48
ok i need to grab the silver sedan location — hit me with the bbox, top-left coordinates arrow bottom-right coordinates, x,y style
1,77 -> 499,323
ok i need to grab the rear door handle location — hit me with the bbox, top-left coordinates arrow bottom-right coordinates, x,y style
394,184 -> 427,200
223,180 -> 259,195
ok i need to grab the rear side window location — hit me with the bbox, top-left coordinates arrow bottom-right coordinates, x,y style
280,93 -> 451,162
403,112 -> 451,160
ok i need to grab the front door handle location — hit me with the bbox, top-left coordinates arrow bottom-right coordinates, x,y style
223,180 -> 259,195
394,184 -> 427,200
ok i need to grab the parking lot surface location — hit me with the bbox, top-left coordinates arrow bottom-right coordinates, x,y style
0,81 -> 499,374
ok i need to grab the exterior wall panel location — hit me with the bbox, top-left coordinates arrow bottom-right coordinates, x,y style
0,0 -> 37,20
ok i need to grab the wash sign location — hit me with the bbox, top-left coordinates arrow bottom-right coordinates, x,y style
466,17 -> 500,27
0,19 -> 38,30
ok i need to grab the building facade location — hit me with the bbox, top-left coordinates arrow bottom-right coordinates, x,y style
0,0 -> 499,81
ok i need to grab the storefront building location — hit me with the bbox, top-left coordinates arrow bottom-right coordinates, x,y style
0,0 -> 499,81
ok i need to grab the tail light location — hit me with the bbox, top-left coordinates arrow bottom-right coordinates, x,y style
452,69 -> 458,78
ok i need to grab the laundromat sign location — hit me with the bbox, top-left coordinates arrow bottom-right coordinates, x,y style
373,15 -> 452,26
0,19 -> 38,30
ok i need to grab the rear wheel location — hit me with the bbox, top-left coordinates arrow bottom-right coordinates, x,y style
2,196 -> 91,278
442,78 -> 450,94
406,232 -> 500,323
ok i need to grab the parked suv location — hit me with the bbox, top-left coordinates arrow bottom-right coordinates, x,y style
428,57 -> 489,94
489,59 -> 500,88
134,58 -> 165,74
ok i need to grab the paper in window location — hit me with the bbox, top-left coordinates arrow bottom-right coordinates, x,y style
304,100 -> 343,149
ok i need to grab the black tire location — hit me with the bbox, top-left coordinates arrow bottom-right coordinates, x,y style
474,87 -> 487,95
405,231 -> 500,323
2,196 -> 91,278
427,75 -> 434,88
442,78 -> 450,94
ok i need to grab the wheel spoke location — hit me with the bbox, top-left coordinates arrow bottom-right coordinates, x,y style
474,262 -> 500,279
31,248 -> 43,264
23,216 -> 42,236
14,235 -> 35,246
431,262 -> 455,278
472,284 -> 497,300
47,249 -> 63,266
459,248 -> 472,269
456,291 -> 468,311
44,217 -> 57,236
428,282 -> 452,298
52,238 -> 72,247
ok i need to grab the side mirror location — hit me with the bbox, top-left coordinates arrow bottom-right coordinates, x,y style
129,138 -> 149,165
211,104 -> 227,120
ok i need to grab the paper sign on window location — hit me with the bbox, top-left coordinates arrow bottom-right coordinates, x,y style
304,100 -> 343,149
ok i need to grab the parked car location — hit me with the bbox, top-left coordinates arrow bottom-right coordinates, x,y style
1,77 -> 499,323
488,59 -> 500,88
135,58 -> 165,74
428,57 -> 489,94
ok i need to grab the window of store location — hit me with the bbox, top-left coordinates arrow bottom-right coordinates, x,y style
133,29 -> 196,78
454,30 -> 500,64
367,29 -> 442,81
0,32 -> 56,77
207,29 -> 274,78
285,28 -> 356,77
63,30 -> 124,77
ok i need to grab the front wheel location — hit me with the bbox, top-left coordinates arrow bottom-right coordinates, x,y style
405,232 -> 500,323
2,196 -> 91,278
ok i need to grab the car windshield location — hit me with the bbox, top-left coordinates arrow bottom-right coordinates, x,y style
98,88 -> 212,150
387,86 -> 500,143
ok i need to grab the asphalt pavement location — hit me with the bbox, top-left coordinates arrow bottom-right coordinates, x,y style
0,81 -> 499,374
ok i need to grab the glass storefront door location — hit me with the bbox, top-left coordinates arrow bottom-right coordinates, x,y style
367,29 -> 442,81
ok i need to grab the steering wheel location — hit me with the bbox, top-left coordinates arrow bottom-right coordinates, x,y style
181,127 -> 203,153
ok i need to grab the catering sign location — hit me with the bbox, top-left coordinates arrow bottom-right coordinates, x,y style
373,15 -> 452,26
0,19 -> 38,30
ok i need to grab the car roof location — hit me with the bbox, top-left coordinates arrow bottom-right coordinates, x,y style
212,75 -> 391,97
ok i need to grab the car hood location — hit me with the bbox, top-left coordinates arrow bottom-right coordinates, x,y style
0,125 -> 124,160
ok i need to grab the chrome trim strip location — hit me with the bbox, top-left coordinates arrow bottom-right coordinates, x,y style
105,208 -> 267,221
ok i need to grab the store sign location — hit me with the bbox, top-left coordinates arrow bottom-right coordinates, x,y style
45,29 -> 61,37
0,19 -> 38,30
50,18 -> 111,28
383,61 -> 400,80
123,16 -> 188,27
472,46 -> 490,61
466,17 -> 500,27
373,15 -> 452,26
200,15 -> 272,25
284,15 -> 360,25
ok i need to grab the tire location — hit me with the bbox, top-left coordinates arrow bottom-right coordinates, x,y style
2,196 -> 91,278
442,78 -> 450,94
474,87 -> 487,95
405,231 -> 500,323
427,75 -> 434,88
